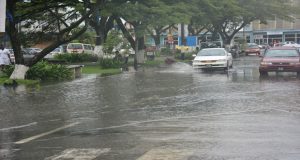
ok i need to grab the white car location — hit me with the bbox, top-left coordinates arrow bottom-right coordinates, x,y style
192,48 -> 233,70
45,47 -> 63,59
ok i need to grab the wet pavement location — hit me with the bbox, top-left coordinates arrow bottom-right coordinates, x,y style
1,55 -> 300,160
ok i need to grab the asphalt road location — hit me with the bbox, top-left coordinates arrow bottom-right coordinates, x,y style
1,55 -> 300,160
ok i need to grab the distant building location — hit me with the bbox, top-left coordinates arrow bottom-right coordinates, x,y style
244,0 -> 300,45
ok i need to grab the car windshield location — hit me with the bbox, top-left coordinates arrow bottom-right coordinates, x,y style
249,45 -> 259,48
265,49 -> 299,57
197,49 -> 225,56
68,44 -> 83,49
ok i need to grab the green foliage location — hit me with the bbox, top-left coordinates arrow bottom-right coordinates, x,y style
143,59 -> 164,66
26,61 -> 72,80
54,53 -> 98,63
99,58 -> 122,69
175,52 -> 195,61
2,62 -> 72,81
159,48 -> 173,56
0,78 -> 39,85
7,0 -> 91,67
103,30 -> 124,54
73,31 -> 95,45
82,65 -> 122,75
1,66 -> 15,77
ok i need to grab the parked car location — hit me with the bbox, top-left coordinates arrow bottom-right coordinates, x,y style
192,48 -> 233,70
284,41 -> 297,45
258,43 -> 269,49
66,43 -> 94,54
22,48 -> 39,59
26,48 -> 42,55
245,45 -> 260,56
45,47 -> 63,59
274,42 -> 285,47
259,47 -> 300,76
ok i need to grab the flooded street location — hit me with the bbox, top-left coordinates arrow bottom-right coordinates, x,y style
1,56 -> 300,160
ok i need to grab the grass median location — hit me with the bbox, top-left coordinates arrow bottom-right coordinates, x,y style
82,65 -> 122,75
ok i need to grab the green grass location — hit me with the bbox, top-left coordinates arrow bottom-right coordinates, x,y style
0,77 -> 39,85
82,65 -> 122,75
142,59 -> 165,66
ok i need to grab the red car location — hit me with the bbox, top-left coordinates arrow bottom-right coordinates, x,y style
245,45 -> 260,56
259,47 -> 300,76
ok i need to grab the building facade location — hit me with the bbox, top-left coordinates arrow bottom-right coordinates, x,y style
247,0 -> 300,45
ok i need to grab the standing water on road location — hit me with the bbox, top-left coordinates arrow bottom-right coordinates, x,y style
1,56 -> 300,160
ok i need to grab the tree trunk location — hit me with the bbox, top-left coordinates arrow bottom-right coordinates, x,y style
153,34 -> 160,48
9,64 -> 29,80
136,36 -> 145,64
94,28 -> 104,57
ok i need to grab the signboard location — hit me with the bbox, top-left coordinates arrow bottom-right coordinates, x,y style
254,34 -> 264,39
267,31 -> 283,35
167,33 -> 174,43
0,0 -> 6,32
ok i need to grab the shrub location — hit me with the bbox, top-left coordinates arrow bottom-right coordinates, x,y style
160,48 -> 173,56
54,53 -> 98,63
99,58 -> 122,69
175,52 -> 195,60
1,65 -> 14,77
2,61 -> 72,81
27,61 -> 73,80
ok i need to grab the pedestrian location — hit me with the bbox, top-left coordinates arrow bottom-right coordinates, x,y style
0,44 -> 11,70
124,52 -> 129,64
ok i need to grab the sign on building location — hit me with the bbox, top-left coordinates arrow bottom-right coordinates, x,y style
254,35 -> 264,39
0,0 -> 6,32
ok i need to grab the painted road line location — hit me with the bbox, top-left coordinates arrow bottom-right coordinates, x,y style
45,148 -> 110,160
137,149 -> 194,160
0,122 -> 37,132
14,122 -> 80,145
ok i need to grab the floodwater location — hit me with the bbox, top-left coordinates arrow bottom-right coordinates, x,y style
1,56 -> 300,160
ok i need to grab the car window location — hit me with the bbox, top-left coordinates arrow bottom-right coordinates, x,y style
265,49 -> 299,57
198,49 -> 225,56
84,45 -> 92,50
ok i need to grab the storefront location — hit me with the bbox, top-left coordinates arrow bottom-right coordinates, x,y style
253,30 -> 300,45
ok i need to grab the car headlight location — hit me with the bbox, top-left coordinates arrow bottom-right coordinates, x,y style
261,62 -> 272,65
